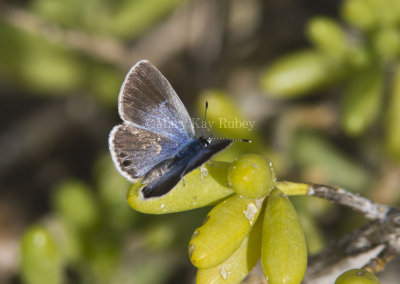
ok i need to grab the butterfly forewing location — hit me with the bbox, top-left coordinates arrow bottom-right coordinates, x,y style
118,60 -> 195,143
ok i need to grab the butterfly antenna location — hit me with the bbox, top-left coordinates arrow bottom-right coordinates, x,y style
213,137 -> 252,143
204,101 -> 208,122
202,101 -> 209,137
203,102 -> 251,144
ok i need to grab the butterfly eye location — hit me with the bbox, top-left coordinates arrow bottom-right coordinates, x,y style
198,137 -> 211,147
202,137 -> 213,146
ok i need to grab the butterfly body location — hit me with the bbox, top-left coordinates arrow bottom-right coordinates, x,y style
109,60 -> 232,199
141,138 -> 231,198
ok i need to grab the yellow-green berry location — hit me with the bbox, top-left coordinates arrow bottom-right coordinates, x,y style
335,269 -> 380,284
228,154 -> 276,198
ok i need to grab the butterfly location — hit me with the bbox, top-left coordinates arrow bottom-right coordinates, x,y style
109,60 -> 235,199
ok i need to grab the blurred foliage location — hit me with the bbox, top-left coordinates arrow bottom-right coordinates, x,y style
20,155 -> 206,284
20,226 -> 63,284
292,130 -> 370,192
260,0 -> 400,160
3,0 -> 399,283
30,0 -> 186,39
0,21 -> 124,106
0,0 -> 185,105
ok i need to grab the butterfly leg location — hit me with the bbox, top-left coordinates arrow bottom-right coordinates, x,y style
200,164 -> 206,182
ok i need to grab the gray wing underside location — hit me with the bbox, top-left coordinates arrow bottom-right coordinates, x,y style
118,60 -> 195,143
109,124 -> 180,181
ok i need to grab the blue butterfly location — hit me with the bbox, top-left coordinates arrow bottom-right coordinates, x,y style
109,60 -> 233,199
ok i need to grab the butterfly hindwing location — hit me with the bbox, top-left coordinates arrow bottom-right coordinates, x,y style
109,123 -> 179,181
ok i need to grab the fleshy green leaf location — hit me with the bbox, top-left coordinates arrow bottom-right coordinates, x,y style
189,194 -> 264,269
20,226 -> 63,284
259,50 -> 344,98
292,131 -> 370,192
306,17 -> 348,57
196,207 -> 264,284
385,64 -> 400,161
52,180 -> 99,230
127,162 -> 234,214
372,28 -> 400,62
261,188 -> 307,284
341,0 -> 377,30
341,66 -> 383,136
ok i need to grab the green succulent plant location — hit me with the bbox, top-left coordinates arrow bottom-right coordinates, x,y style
259,0 -> 400,160
128,154 -> 309,284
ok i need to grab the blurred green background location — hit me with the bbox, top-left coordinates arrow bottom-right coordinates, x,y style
1,0 -> 400,283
